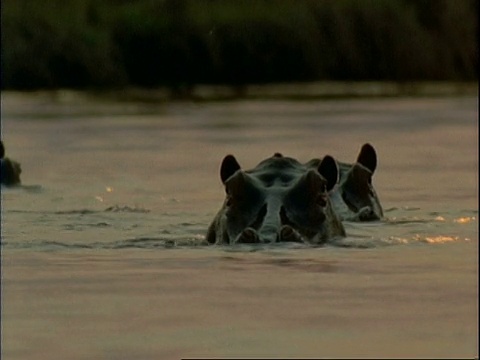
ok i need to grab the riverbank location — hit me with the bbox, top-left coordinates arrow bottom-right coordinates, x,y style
2,81 -> 478,106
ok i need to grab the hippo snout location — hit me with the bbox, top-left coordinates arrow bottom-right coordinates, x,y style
234,225 -> 304,244
258,223 -> 280,243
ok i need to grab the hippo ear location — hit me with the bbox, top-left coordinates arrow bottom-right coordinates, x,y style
357,143 -> 377,174
347,163 -> 372,194
220,155 -> 241,184
317,155 -> 338,191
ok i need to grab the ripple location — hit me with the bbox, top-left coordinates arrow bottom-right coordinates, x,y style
55,209 -> 99,215
329,237 -> 384,249
104,205 -> 150,213
10,205 -> 151,215
384,217 -> 432,225
111,236 -> 209,249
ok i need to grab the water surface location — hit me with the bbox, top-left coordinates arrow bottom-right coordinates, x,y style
1,92 -> 478,359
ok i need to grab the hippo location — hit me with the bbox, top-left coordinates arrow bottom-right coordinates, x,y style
307,143 -> 383,221
206,153 -> 346,245
0,141 -> 22,186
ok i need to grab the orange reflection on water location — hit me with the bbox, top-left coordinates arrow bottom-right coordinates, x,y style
423,235 -> 459,244
454,216 -> 476,224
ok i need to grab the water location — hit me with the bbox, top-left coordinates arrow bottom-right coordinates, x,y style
1,92 -> 478,359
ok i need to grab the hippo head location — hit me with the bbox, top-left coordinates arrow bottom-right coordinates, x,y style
0,141 -> 22,186
334,143 -> 383,221
207,153 -> 345,245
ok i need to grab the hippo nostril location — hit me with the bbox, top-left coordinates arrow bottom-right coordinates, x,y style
367,209 -> 381,221
243,228 -> 256,240
279,225 -> 303,243
236,227 -> 260,244
280,225 -> 294,238
357,206 -> 379,221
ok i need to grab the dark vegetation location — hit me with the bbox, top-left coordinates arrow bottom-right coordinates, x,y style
1,0 -> 477,90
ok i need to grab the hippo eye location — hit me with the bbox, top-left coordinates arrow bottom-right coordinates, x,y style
315,193 -> 327,207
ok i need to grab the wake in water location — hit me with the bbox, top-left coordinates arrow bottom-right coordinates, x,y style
2,178 -> 476,252
8,204 -> 151,215
334,207 -> 477,248
1,184 -> 43,193
2,205 -> 476,251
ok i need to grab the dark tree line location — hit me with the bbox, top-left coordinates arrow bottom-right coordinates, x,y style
1,0 -> 477,90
